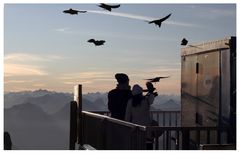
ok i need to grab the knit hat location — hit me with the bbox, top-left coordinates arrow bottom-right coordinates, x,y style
132,84 -> 143,96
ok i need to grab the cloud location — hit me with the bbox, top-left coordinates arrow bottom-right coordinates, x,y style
209,8 -> 235,17
86,10 -> 200,28
4,80 -> 32,84
87,10 -> 155,21
188,5 -> 235,19
55,27 -> 71,32
59,71 -> 114,81
58,71 -> 115,87
63,81 -> 92,85
32,83 -> 46,87
4,63 -> 48,77
54,27 -> 75,34
5,53 -> 64,63
4,53 -> 64,77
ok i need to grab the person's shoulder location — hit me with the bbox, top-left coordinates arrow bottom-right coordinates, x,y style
108,88 -> 118,95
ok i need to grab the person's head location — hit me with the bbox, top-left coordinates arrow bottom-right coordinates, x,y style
115,73 -> 130,89
132,84 -> 143,107
132,84 -> 143,96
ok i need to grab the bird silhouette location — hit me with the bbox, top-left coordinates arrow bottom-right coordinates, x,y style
148,13 -> 172,28
98,3 -> 121,12
63,8 -> 87,15
181,38 -> 188,46
143,82 -> 156,92
88,39 -> 105,46
145,76 -> 170,83
181,38 -> 202,49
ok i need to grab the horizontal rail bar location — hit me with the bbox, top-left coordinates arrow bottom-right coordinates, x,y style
82,111 -> 146,131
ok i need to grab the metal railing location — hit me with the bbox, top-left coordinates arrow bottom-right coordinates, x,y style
70,101 -> 233,150
82,111 -> 147,150
145,126 -> 232,150
91,110 -> 181,127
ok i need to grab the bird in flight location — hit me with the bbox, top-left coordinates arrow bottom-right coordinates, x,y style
180,38 -> 201,49
63,8 -> 87,15
181,38 -> 188,46
98,3 -> 121,12
148,13 -> 172,28
88,39 -> 105,46
145,76 -> 170,83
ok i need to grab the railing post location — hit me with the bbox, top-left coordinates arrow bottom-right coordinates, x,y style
182,128 -> 190,150
154,131 -> 159,150
69,101 -> 77,150
176,130 -> 180,150
166,130 -> 169,150
74,85 -> 83,145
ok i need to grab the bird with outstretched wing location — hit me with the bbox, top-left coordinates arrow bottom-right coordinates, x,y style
98,3 -> 121,12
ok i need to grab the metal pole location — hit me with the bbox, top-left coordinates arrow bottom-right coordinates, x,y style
182,128 -> 190,150
74,85 -> 83,145
69,101 -> 77,150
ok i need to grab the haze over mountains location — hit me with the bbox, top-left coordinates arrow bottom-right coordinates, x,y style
4,89 -> 180,150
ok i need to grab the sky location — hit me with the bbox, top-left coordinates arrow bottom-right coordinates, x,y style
3,2 -> 236,95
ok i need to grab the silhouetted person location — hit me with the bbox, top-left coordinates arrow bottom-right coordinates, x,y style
125,84 -> 155,149
108,73 -> 132,120
4,132 -> 12,150
125,84 -> 155,125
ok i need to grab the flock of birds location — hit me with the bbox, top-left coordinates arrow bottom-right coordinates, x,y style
62,4 -> 193,83
63,3 -> 172,47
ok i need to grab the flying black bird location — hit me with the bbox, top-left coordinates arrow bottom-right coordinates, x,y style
148,13 -> 172,28
88,39 -> 105,46
181,38 -> 201,49
145,76 -> 170,83
181,38 -> 188,46
63,8 -> 87,15
98,3 -> 121,12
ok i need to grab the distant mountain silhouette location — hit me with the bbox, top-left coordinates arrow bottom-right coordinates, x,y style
153,99 -> 180,111
4,89 -> 58,109
84,92 -> 108,104
4,103 -> 68,150
4,90 -> 180,112
27,93 -> 72,114
4,90 -> 109,112
4,90 -> 180,149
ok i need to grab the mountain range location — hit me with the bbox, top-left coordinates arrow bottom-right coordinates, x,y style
4,89 -> 180,149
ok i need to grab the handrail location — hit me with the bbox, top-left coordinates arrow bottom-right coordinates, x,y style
81,111 -> 147,149
145,126 -> 232,150
70,108 -> 233,150
82,111 -> 146,130
80,110 -> 233,150
91,110 -> 181,127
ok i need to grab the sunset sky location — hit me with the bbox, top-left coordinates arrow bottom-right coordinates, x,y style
3,2 -> 236,94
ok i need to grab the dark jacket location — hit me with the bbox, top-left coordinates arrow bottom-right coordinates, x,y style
108,89 -> 132,120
